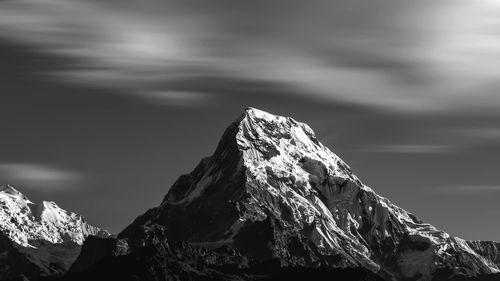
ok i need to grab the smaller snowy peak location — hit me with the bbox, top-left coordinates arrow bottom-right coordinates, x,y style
0,185 -> 110,248
0,185 -> 110,278
42,200 -> 59,208
39,201 -> 74,224
0,184 -> 21,195
0,184 -> 32,203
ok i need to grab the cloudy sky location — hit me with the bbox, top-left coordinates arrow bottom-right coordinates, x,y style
1,0 -> 500,239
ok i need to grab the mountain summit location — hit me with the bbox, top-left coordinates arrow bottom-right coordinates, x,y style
0,185 -> 110,279
74,108 -> 500,281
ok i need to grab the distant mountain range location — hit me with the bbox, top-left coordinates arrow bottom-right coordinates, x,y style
1,108 -> 499,281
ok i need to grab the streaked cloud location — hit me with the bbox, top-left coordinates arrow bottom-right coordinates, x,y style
318,134 -> 338,144
430,125 -> 500,149
0,163 -> 84,190
1,0 -> 500,112
458,127 -> 500,141
0,0 -> 207,105
0,0 -> 201,66
363,144 -> 453,154
437,185 -> 500,195
140,91 -> 211,106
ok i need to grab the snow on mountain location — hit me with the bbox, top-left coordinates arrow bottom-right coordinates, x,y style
0,184 -> 110,278
109,107 -> 500,281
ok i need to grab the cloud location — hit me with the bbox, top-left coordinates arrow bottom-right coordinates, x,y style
437,185 -> 500,195
140,91 -> 211,106
363,144 -> 453,154
0,0 -> 208,105
318,134 -> 338,144
0,163 -> 84,190
431,126 -> 500,149
458,127 -> 500,141
1,0 -> 500,113
0,0 -> 201,67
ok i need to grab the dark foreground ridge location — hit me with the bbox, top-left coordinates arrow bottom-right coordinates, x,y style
49,227 -> 385,281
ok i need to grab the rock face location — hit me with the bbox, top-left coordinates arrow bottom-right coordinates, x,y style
0,185 -> 110,279
73,108 -> 500,281
69,224 -> 384,281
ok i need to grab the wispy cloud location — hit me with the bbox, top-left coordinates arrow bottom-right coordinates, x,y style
318,134 -> 338,144
437,185 -> 500,195
458,127 -> 500,141
430,126 -> 500,149
0,0 -> 208,105
362,144 -> 453,154
0,163 -> 84,190
140,91 -> 211,106
1,0 -> 500,112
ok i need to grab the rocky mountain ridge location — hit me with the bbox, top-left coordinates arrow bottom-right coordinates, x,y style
3,108 -> 500,281
71,108 -> 500,281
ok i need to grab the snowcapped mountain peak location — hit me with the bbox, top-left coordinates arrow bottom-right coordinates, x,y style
0,185 -> 110,277
0,185 -> 109,247
0,184 -> 21,195
0,184 -> 32,204
243,107 -> 286,122
241,107 -> 318,141
119,107 -> 500,281
38,200 -> 74,224
237,107 -> 359,182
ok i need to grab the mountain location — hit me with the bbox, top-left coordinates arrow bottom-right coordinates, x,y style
0,185 -> 110,279
69,108 -> 500,281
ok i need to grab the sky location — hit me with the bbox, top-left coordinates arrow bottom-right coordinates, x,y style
0,0 -> 500,240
